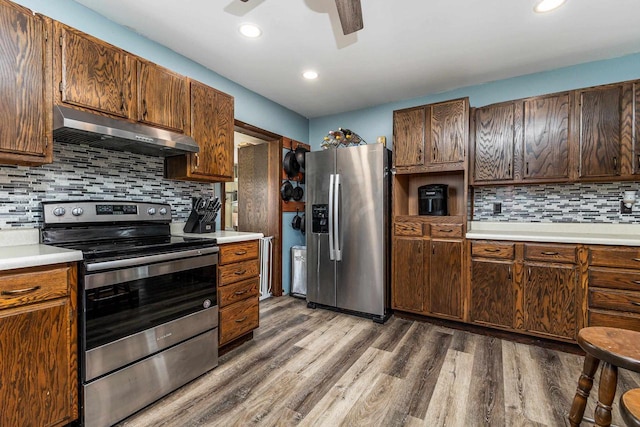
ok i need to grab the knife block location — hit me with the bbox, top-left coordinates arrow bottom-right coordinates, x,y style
183,208 -> 217,233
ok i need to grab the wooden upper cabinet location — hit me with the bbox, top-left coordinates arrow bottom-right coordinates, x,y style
0,0 -> 52,165
523,92 -> 571,180
472,101 -> 516,183
393,98 -> 468,173
576,83 -> 632,178
137,60 -> 188,133
165,80 -> 234,182
393,106 -> 425,168
635,82 -> 640,174
431,98 -> 467,164
55,22 -> 134,119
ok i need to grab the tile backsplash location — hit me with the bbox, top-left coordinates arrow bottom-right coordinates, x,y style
473,182 -> 640,223
0,142 -> 218,228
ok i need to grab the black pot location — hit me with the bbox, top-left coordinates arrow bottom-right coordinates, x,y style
300,213 -> 305,234
283,148 -> 300,178
291,209 -> 302,230
295,146 -> 308,170
280,180 -> 293,201
292,182 -> 304,201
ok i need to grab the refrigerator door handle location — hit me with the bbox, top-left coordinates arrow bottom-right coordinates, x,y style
334,173 -> 342,261
328,173 -> 335,261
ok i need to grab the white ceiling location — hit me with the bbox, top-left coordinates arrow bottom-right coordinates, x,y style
72,0 -> 640,119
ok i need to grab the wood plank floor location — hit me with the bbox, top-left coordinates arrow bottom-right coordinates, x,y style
117,296 -> 640,427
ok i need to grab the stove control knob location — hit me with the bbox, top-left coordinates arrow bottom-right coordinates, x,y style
72,207 -> 84,216
159,207 -> 168,216
53,207 -> 66,216
147,207 -> 156,215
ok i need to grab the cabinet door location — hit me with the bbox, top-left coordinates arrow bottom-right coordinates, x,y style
523,263 -> 577,339
57,23 -> 133,119
393,107 -> 425,168
577,84 -> 626,178
470,260 -> 514,328
523,93 -> 570,180
473,102 -> 516,182
0,1 -> 52,165
137,61 -> 188,133
634,82 -> 640,175
189,81 -> 234,180
0,299 -> 75,426
431,98 -> 467,164
392,237 -> 426,313
429,239 -> 463,319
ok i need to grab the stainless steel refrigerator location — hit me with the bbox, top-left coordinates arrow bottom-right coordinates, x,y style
305,143 -> 391,323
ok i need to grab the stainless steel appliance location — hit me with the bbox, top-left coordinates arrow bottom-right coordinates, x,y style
41,201 -> 219,427
305,144 -> 391,323
418,184 -> 448,216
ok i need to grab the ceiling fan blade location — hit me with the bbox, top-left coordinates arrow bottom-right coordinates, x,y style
335,0 -> 363,35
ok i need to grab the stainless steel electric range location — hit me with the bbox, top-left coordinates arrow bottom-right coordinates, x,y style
41,201 -> 219,427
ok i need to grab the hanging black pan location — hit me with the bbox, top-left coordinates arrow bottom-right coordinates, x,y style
295,145 -> 308,171
280,180 -> 293,201
283,146 -> 300,178
291,209 -> 302,230
292,181 -> 304,201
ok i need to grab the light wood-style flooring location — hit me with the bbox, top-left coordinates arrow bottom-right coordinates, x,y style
117,296 -> 640,427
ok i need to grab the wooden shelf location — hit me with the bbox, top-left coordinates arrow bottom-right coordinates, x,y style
282,200 -> 304,213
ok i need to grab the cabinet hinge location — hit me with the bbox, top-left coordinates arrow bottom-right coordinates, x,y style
59,35 -> 63,47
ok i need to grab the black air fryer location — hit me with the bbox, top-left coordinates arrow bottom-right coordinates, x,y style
418,184 -> 448,216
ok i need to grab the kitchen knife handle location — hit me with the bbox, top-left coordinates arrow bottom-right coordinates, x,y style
1,285 -> 41,296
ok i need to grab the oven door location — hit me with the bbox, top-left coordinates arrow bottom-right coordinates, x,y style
82,251 -> 218,382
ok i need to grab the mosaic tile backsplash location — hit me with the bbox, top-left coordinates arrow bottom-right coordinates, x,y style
0,142 -> 218,228
473,182 -> 640,223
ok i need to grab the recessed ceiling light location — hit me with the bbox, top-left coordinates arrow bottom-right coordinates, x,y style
303,70 -> 318,80
239,23 -> 261,38
533,0 -> 567,13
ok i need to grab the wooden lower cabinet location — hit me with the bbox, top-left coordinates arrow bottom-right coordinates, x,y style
523,262 -> 578,340
470,259 -> 516,329
392,237 -> 426,313
0,263 -> 77,427
217,240 -> 260,347
429,239 -> 463,319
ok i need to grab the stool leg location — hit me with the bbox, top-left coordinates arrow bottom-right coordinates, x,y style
594,362 -> 618,427
568,354 -> 600,427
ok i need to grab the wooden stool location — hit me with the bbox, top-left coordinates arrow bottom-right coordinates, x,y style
621,388 -> 640,427
568,327 -> 640,427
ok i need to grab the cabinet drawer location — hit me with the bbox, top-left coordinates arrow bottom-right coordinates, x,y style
220,297 -> 259,345
218,277 -> 259,308
431,223 -> 463,238
0,265 -> 69,310
471,241 -> 515,259
524,243 -> 576,263
219,259 -> 260,286
219,240 -> 259,265
589,267 -> 640,291
589,309 -> 640,332
394,222 -> 423,236
590,247 -> 640,269
590,289 -> 640,314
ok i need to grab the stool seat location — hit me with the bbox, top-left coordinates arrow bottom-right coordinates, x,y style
578,327 -> 640,372
569,327 -> 640,427
621,389 -> 640,427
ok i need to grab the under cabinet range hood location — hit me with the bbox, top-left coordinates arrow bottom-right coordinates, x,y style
53,105 -> 199,157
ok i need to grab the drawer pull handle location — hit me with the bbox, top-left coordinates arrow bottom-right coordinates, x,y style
234,250 -> 247,255
484,248 -> 500,253
440,229 -> 453,233
541,251 -> 559,256
1,285 -> 41,296
631,302 -> 640,307
632,280 -> 640,285
633,258 -> 640,262
234,290 -> 248,295
234,270 -> 247,275
235,316 -> 248,323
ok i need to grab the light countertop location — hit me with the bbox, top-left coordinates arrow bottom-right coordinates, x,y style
0,228 -> 83,271
467,221 -> 640,246
170,223 -> 263,244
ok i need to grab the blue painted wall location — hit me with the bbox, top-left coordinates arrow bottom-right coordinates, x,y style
309,53 -> 640,150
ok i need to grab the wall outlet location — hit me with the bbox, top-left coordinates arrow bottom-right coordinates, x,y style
493,202 -> 502,214
621,201 -> 633,214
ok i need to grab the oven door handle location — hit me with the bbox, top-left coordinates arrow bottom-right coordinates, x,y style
85,246 -> 219,272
